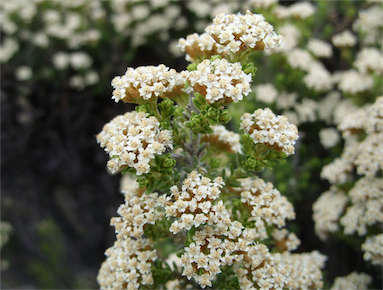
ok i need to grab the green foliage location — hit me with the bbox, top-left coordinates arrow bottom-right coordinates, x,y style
184,92 -> 232,134
144,217 -> 173,242
151,260 -> 174,288
27,219 -> 69,289
158,98 -> 177,129
214,265 -> 240,289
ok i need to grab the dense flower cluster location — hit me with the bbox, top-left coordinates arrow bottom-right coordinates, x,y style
280,251 -> 327,290
202,125 -> 242,154
205,10 -> 283,53
178,33 -> 225,63
163,171 -> 225,233
331,29 -> 357,48
111,65 -> 188,103
239,177 -> 296,229
97,180 -> 163,289
340,177 -> 383,236
272,228 -> 300,252
240,108 -> 299,155
96,111 -> 173,175
362,234 -> 383,266
187,58 -> 252,105
253,83 -> 278,104
319,127 -> 340,149
307,38 -> 333,58
312,187 -> 349,240
331,272 -> 372,290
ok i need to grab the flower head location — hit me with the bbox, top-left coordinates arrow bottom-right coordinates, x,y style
111,65 -> 188,103
96,111 -> 172,175
205,10 -> 283,53
240,108 -> 299,155
187,58 -> 252,105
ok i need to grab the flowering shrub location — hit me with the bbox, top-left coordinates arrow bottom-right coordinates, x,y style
2,0 -> 382,289
95,10 -> 331,290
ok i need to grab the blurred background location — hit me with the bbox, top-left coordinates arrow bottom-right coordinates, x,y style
1,0 -> 382,289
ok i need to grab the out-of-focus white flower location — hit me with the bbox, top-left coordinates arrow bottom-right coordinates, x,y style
286,48 -> 314,71
131,4 -> 150,20
332,29 -> 357,48
0,37 -> 19,63
69,75 -> 85,90
354,47 -> 383,75
52,52 -> 70,70
254,83 -> 278,104
319,128 -> 340,149
32,32 -> 49,48
307,38 -> 333,58
288,2 -> 316,19
84,71 -> 99,86
15,66 -> 32,81
70,52 -> 93,70
312,187 -> 348,240
331,272 -> 372,290
295,99 -> 318,123
362,234 -> 383,266
303,62 -> 333,92
336,69 -> 374,95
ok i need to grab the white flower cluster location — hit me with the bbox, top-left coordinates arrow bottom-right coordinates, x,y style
272,228 -> 300,251
354,47 -> 383,75
162,171 -> 298,289
267,24 -> 301,54
205,10 -> 283,53
320,157 -> 353,185
319,127 -> 340,149
15,66 -> 32,81
163,171 -> 225,233
187,58 -> 252,105
364,96 -> 383,134
97,237 -> 158,290
362,234 -> 383,266
239,177 -> 296,228
317,91 -> 342,124
254,83 -> 278,103
340,177 -> 383,236
178,33 -> 225,63
332,29 -> 357,48
286,48 -> 314,71
272,2 -> 316,20
303,63 -> 333,92
287,2 -> 317,19
331,272 -> 372,290
202,125 -> 242,153
97,183 -> 163,290
96,111 -> 173,175
0,37 -> 19,63
336,97 -> 383,178
307,38 -> 333,58
335,69 -> 374,95
240,108 -> 299,155
181,226 -> 291,289
52,51 -> 93,70
275,91 -> 298,110
111,65 -> 188,103
312,187 -> 349,240
281,251 -> 327,290
353,4 -> 383,45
